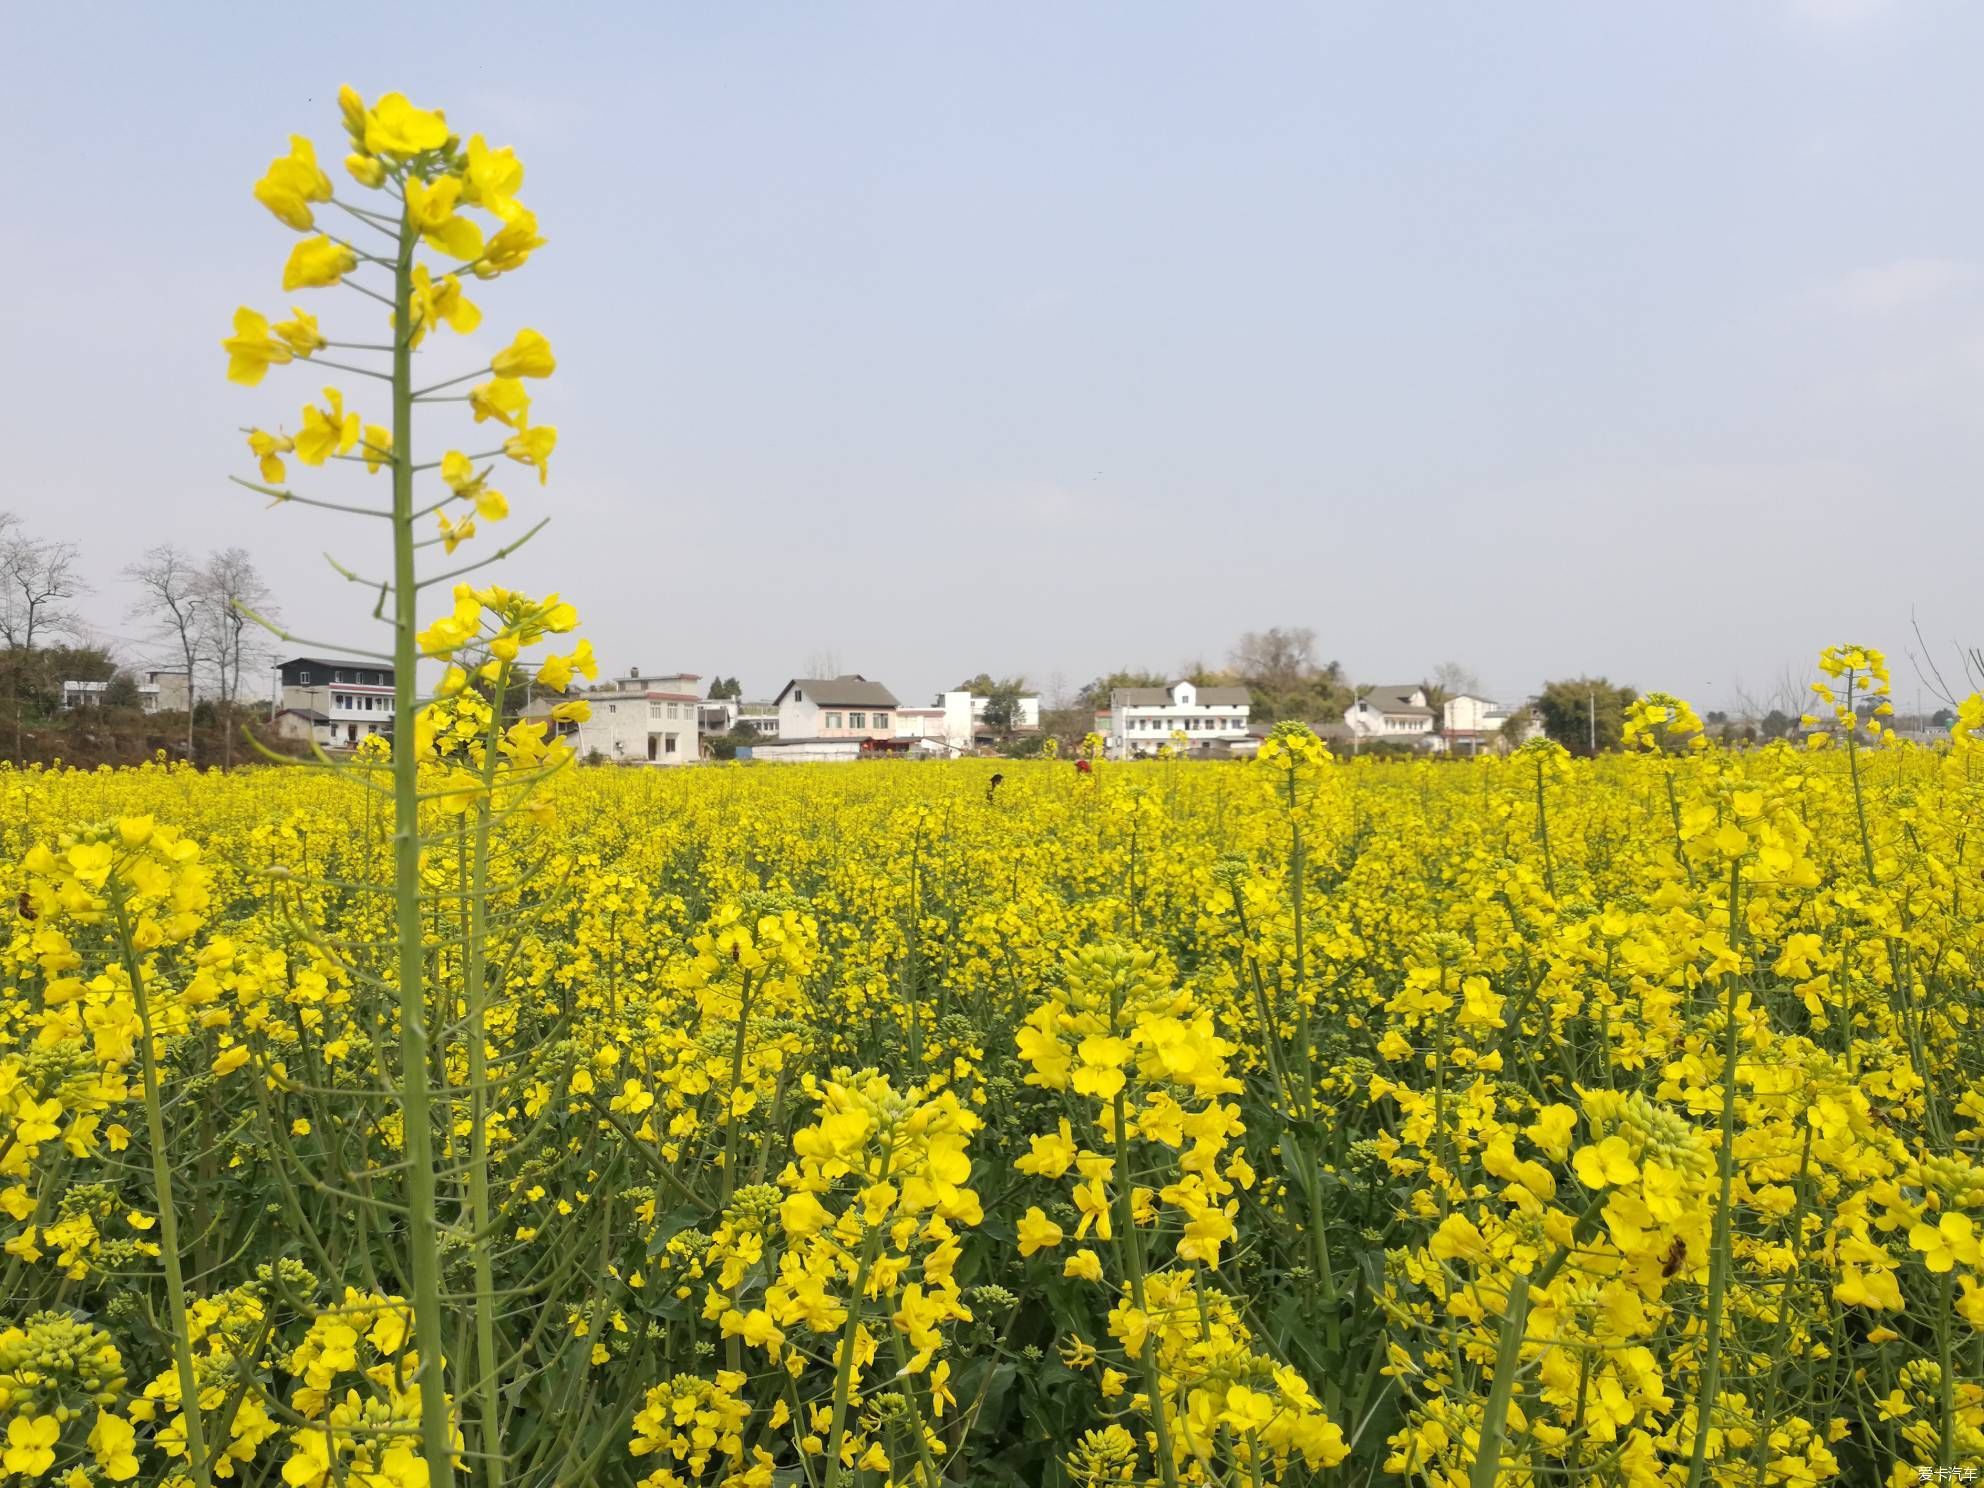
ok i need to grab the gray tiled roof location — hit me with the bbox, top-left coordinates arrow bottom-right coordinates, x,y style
1110,683 -> 1252,707
777,675 -> 900,708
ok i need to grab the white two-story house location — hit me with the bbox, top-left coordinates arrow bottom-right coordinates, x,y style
1099,681 -> 1251,757
1347,684 -> 1438,746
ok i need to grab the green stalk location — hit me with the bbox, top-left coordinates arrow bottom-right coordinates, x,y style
112,898 -> 212,1488
388,192 -> 457,1487
1749,1121 -> 1812,1485
1939,1269 -> 1957,1472
720,967 -> 757,1376
1533,757 -> 1557,900
821,1209 -> 888,1488
1684,859 -> 1743,1488
1112,1086 -> 1181,1488
1469,1195 -> 1603,1488
887,1328 -> 944,1488
466,662 -> 510,1488
1468,1281 -> 1532,1488
1285,779 -> 1315,1110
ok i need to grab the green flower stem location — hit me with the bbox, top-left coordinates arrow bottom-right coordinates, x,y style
1939,1268 -> 1957,1472
1112,1085 -> 1181,1488
1533,756 -> 1557,900
389,196 -> 458,1488
720,966 -> 758,1376
466,663 -> 510,1488
111,896 -> 212,1488
1749,1120 -> 1813,1485
1684,858 -> 1744,1488
887,1329 -> 944,1488
1469,1194 -> 1605,1488
822,1143 -> 894,1488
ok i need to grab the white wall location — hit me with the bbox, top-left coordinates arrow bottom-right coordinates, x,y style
778,691 -> 823,740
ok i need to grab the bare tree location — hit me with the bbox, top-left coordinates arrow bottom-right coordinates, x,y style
1730,663 -> 1808,728
125,544 -> 206,761
0,518 -> 90,759
1229,626 -> 1318,688
0,524 -> 88,653
803,648 -> 842,679
198,547 -> 279,769
1431,661 -> 1482,698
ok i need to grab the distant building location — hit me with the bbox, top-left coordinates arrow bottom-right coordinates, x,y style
1099,681 -> 1251,758
1347,684 -> 1438,746
60,680 -> 109,709
892,705 -> 955,754
774,676 -> 901,744
274,656 -> 395,749
737,703 -> 779,736
137,669 -> 193,715
925,691 -> 1041,752
1442,693 -> 1538,755
698,698 -> 783,738
531,668 -> 702,765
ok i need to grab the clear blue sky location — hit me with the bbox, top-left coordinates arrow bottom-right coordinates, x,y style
6,1 -> 1981,711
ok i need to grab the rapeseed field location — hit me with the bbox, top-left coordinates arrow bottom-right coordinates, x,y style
6,689 -> 1984,1485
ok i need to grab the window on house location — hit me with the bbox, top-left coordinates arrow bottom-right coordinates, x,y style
298,670 -> 312,685
849,712 -> 866,728
825,712 -> 842,729
873,713 -> 889,729
664,734 -> 677,754
793,688 -> 803,702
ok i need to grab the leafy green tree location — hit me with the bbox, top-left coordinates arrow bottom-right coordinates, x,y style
707,676 -> 742,700
1535,677 -> 1635,755
981,684 -> 1022,736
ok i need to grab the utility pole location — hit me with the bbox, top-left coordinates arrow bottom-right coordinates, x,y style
1588,686 -> 1597,755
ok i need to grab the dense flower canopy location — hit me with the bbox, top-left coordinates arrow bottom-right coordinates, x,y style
7,666 -> 1984,1483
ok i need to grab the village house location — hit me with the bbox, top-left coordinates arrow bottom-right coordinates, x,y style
773,675 -> 900,742
1097,680 -> 1252,758
271,656 -> 396,749
138,669 -> 193,714
1347,684 -> 1439,746
744,675 -> 911,762
530,667 -> 702,764
1441,693 -> 1539,755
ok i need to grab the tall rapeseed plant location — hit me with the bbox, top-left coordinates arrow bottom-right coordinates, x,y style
223,87 -> 592,1485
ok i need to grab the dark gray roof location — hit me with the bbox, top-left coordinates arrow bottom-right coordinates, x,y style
1359,685 -> 1434,717
1110,682 -> 1251,707
277,708 -> 331,723
775,675 -> 900,708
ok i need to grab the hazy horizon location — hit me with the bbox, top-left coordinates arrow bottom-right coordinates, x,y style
7,1 -> 1982,714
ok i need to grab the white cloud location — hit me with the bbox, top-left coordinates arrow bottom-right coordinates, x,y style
1824,257 -> 1978,314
